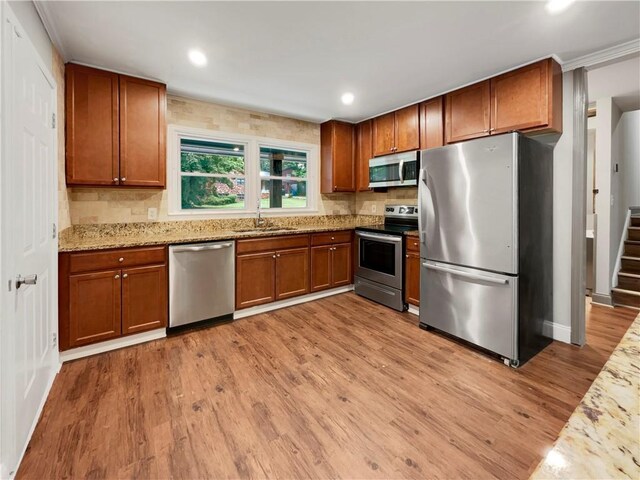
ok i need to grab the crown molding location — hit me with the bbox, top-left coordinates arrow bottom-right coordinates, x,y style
33,1 -> 68,61
561,38 -> 640,72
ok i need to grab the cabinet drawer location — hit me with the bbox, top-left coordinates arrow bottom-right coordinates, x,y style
69,246 -> 167,273
310,231 -> 352,246
406,237 -> 420,253
236,234 -> 309,255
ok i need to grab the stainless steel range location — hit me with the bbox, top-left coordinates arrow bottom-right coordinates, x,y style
354,205 -> 418,311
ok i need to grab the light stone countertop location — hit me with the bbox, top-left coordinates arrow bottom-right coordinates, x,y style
59,215 -> 392,252
530,314 -> 640,480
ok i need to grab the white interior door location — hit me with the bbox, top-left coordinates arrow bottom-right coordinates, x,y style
0,5 -> 58,478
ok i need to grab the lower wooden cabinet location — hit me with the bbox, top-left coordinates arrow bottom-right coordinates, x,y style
275,248 -> 309,300
236,235 -> 310,310
69,269 -> 122,346
405,238 -> 421,306
236,252 -> 276,309
310,232 -> 353,292
121,264 -> 167,334
59,246 -> 168,350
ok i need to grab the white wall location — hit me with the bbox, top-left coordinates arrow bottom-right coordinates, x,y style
609,101 -> 624,284
620,110 -> 640,209
550,70 -> 575,329
7,1 -> 51,67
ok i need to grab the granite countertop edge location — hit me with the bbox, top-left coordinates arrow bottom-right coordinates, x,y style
59,223 -> 420,252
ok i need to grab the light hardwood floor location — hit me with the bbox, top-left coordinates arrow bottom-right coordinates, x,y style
17,293 -> 637,479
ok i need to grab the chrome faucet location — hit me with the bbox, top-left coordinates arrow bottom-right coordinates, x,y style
256,198 -> 267,227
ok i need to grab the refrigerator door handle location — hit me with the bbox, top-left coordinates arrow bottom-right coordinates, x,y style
418,168 -> 430,245
423,262 -> 509,285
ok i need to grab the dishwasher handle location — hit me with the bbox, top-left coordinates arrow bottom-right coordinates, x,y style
172,242 -> 233,253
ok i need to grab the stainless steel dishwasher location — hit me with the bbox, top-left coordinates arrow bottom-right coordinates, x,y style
169,241 -> 235,329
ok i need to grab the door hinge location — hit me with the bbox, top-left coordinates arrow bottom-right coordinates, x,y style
51,113 -> 56,129
52,223 -> 57,239
52,332 -> 57,347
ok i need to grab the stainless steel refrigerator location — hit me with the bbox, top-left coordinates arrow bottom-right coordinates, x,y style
418,132 -> 553,367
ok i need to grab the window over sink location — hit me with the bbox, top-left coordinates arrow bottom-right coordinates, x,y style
168,125 -> 318,217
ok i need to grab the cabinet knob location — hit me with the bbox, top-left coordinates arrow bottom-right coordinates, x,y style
118,257 -> 124,262
122,273 -> 128,278
121,177 -> 126,182
334,185 -> 337,189
331,236 -> 335,240
272,254 -> 276,258
406,254 -> 409,258
114,274 -> 120,279
113,177 -> 118,182
483,129 -> 490,133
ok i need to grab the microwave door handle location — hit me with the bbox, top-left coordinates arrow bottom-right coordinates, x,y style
399,159 -> 405,183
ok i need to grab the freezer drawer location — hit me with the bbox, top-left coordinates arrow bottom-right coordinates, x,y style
420,260 -> 517,360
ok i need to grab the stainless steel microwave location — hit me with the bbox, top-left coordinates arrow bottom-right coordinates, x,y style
368,151 -> 420,188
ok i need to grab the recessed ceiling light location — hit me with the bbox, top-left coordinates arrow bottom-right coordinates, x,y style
341,92 -> 355,105
188,49 -> 207,67
545,0 -> 575,14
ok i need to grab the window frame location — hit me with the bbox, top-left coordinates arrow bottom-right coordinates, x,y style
168,125 -> 319,218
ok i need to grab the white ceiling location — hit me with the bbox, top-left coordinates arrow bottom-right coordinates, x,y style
38,1 -> 640,123
588,54 -> 640,112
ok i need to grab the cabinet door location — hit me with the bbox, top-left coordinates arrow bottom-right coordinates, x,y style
331,243 -> 352,287
236,252 -> 275,309
65,64 -> 119,186
310,245 -> 332,292
119,75 -> 166,187
275,248 -> 309,300
373,112 -> 396,156
394,105 -> 420,153
420,97 -> 444,150
445,80 -> 491,144
405,252 -> 420,306
121,264 -> 167,335
332,121 -> 355,192
356,120 -> 373,191
491,59 -> 550,134
320,121 -> 354,193
69,270 -> 121,347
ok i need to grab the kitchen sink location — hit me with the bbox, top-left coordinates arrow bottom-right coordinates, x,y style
232,226 -> 297,233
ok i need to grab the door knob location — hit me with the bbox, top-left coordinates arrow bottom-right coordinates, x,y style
15,274 -> 37,289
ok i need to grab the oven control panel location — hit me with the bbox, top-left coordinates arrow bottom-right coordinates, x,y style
384,204 -> 418,219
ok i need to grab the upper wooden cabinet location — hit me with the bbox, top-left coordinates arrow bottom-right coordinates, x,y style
65,64 -> 119,186
419,97 -> 444,150
119,75 -> 166,187
355,120 -> 373,191
321,120 -> 355,193
373,105 -> 419,156
445,58 -> 562,144
445,80 -> 491,144
491,58 -> 562,135
65,63 -> 166,188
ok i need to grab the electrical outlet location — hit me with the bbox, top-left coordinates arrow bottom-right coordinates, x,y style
147,207 -> 158,221
371,204 -> 377,213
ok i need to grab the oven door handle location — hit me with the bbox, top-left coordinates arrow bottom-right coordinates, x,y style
399,159 -> 405,183
356,231 -> 402,242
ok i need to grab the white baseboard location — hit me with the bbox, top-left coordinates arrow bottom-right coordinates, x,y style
60,328 -> 166,362
234,285 -> 353,320
407,305 -> 419,316
543,320 -> 572,344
